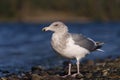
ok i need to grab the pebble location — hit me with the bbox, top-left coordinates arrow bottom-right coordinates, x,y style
85,73 -> 92,78
102,69 -> 109,77
75,74 -> 84,79
32,74 -> 43,80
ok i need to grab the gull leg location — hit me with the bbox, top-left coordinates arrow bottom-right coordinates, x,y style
62,61 -> 71,77
72,58 -> 83,77
76,59 -> 80,74
68,62 -> 71,75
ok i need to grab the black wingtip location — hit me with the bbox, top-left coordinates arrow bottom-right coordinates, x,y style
96,42 -> 104,45
95,42 -> 104,50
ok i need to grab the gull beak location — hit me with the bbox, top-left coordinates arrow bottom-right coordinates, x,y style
42,27 -> 49,31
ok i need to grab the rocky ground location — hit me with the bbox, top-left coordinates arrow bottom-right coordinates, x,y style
0,57 -> 120,80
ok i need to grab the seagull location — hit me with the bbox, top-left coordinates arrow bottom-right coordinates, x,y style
42,21 -> 104,76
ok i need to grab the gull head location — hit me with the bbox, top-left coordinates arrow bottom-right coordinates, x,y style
42,21 -> 68,33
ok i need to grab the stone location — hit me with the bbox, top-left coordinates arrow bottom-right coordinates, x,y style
32,74 -> 43,80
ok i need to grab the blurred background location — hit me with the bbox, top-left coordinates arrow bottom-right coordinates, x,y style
0,0 -> 120,76
0,0 -> 120,22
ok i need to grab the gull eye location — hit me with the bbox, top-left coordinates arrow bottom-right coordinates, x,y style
54,24 -> 58,26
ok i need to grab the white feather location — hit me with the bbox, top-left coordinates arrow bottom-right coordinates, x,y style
97,49 -> 104,52
63,37 -> 90,59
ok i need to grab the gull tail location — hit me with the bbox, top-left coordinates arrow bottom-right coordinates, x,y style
95,42 -> 104,52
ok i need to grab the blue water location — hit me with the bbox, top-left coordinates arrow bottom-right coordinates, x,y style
0,22 -> 119,74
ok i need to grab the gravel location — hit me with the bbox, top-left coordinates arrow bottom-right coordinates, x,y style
1,57 -> 120,80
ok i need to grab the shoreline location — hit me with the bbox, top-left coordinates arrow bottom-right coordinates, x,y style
0,57 -> 120,79
0,10 -> 110,23
0,16 -> 92,23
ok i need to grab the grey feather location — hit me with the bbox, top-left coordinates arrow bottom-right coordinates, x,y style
71,34 -> 96,51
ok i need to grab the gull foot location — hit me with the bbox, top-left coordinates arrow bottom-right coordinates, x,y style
62,74 -> 71,78
71,73 -> 84,78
